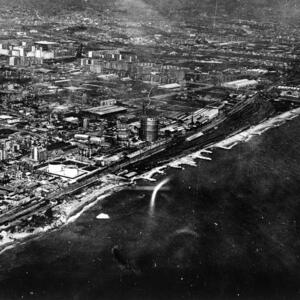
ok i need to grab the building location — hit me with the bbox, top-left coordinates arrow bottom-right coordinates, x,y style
27,43 -> 55,60
46,163 -> 85,179
158,83 -> 182,90
99,99 -> 117,106
83,102 -> 127,119
83,118 -> 89,130
222,79 -> 258,90
140,117 -> 159,142
9,56 -> 21,66
34,41 -> 58,51
0,149 -> 8,161
31,146 -> 48,162
0,44 -> 10,56
3,140 -> 13,151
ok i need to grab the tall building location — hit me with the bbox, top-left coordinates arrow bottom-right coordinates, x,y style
139,117 -> 159,142
0,149 -> 8,161
4,139 -> 13,151
83,118 -> 89,130
31,146 -> 38,162
9,56 -> 21,66
31,146 -> 48,162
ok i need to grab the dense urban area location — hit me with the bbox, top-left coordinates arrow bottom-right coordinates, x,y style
0,0 -> 299,247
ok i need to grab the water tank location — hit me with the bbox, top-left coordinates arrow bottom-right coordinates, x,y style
140,117 -> 159,142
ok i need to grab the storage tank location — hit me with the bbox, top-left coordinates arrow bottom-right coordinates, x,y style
140,117 -> 159,142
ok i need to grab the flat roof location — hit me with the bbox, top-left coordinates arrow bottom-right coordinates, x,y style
158,83 -> 181,89
42,165 -> 87,179
85,106 -> 127,116
0,115 -> 13,119
35,68 -> 54,73
35,41 -> 58,45
65,86 -> 85,91
224,79 -> 257,84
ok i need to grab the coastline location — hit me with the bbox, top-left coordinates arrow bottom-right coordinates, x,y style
133,107 -> 300,182
0,181 -> 129,255
0,107 -> 299,255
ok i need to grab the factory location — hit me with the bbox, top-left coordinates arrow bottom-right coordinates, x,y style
39,160 -> 90,180
83,99 -> 127,119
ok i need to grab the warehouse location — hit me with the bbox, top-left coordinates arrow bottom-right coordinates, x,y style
222,79 -> 258,90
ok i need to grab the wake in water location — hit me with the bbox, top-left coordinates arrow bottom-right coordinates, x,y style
149,178 -> 170,216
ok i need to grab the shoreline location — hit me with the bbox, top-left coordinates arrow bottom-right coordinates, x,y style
0,108 -> 299,255
0,181 -> 129,255
132,107 -> 300,182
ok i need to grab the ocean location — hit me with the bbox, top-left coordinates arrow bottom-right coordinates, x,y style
0,116 -> 299,300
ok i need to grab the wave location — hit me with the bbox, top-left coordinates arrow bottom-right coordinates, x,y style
215,107 -> 300,150
66,193 -> 112,224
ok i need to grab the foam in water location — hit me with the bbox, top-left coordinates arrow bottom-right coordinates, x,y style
67,193 -> 112,224
215,108 -> 300,150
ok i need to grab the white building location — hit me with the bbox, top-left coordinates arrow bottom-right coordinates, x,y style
222,79 -> 258,90
0,44 -> 9,56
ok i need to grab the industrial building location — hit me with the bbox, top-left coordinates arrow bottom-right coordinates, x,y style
222,79 -> 258,90
46,163 -> 86,179
83,105 -> 127,119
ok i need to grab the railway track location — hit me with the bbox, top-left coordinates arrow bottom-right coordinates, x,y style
0,200 -> 50,227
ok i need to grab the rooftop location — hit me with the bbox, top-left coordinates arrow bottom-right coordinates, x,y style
84,106 -> 127,117
35,41 -> 58,45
